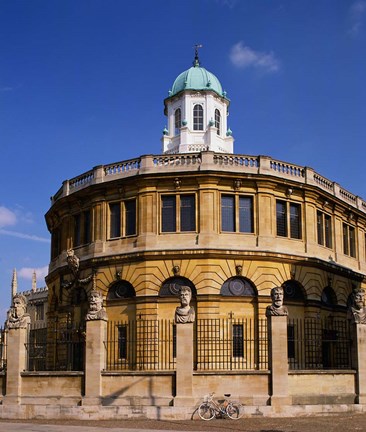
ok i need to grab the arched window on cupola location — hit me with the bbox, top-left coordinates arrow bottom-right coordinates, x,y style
215,109 -> 221,135
193,104 -> 203,131
174,108 -> 181,136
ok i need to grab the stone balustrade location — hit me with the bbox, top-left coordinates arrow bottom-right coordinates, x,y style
50,152 -> 366,214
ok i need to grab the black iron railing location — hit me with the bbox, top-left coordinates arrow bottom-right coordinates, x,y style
288,317 -> 352,370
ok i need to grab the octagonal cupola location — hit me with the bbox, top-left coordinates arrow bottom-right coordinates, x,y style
161,48 -> 234,154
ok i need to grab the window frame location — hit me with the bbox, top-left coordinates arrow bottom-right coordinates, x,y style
221,194 -> 254,234
108,199 -> 137,239
343,222 -> 356,258
174,108 -> 181,136
276,200 -> 302,240
161,193 -> 197,233
73,209 -> 92,248
317,210 -> 333,249
214,108 -> 221,135
193,104 -> 204,131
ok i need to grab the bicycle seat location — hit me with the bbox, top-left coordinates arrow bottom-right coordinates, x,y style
224,393 -> 231,397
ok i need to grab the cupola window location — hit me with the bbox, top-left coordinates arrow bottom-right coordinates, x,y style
215,109 -> 221,135
174,108 -> 181,135
193,104 -> 203,131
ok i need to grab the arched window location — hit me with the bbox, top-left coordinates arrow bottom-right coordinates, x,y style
107,280 -> 135,300
215,109 -> 221,135
282,280 -> 306,302
321,286 -> 337,307
159,277 -> 196,297
221,277 -> 257,296
193,105 -> 203,131
174,108 -> 181,135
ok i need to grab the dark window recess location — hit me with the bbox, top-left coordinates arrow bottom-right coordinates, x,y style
232,324 -> 244,358
125,200 -> 136,236
118,325 -> 128,359
222,195 -> 235,232
162,195 -> 176,232
109,203 -> 121,238
180,195 -> 195,231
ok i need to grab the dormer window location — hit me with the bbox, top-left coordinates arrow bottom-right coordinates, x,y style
215,109 -> 221,135
193,104 -> 203,131
174,108 -> 181,136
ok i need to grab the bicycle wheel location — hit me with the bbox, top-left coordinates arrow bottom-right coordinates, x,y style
198,402 -> 215,420
226,402 -> 243,419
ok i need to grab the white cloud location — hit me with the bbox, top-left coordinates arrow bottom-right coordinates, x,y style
0,229 -> 50,243
229,41 -> 280,73
18,266 -> 48,281
349,1 -> 366,35
0,206 -> 17,228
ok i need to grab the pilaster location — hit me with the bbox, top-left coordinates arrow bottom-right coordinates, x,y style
174,323 -> 194,406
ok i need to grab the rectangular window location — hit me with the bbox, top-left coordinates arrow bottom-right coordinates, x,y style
222,195 -> 235,232
109,199 -> 137,238
343,223 -> 356,258
109,203 -> 121,238
118,325 -> 128,360
83,210 -> 91,244
221,195 -> 254,233
276,201 -> 287,237
73,213 -> 81,247
162,195 -> 176,232
51,227 -> 61,259
317,211 -> 332,248
287,324 -> 295,359
232,324 -> 244,358
290,203 -> 301,239
276,200 -> 302,239
125,199 -> 136,236
73,210 -> 91,247
161,194 -> 196,233
180,195 -> 196,231
239,196 -> 253,233
35,304 -> 44,321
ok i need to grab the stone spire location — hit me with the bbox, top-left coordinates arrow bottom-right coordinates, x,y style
11,268 -> 17,301
32,270 -> 37,292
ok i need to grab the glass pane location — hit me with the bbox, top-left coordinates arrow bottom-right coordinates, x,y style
74,214 -> 81,247
317,211 -> 323,246
109,203 -> 121,238
221,195 -> 235,232
125,199 -> 136,236
232,324 -> 244,358
174,108 -> 181,135
343,224 -> 349,255
239,196 -> 253,233
162,195 -> 176,232
83,210 -> 91,244
349,226 -> 356,258
193,105 -> 203,131
276,201 -> 287,237
180,195 -> 196,231
290,203 -> 301,239
215,109 -> 220,135
325,214 -> 332,248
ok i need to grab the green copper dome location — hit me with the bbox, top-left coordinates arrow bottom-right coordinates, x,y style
169,55 -> 227,99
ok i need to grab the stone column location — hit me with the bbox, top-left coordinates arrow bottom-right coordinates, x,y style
83,318 -> 107,405
174,323 -> 194,406
4,327 -> 27,405
353,324 -> 366,404
268,315 -> 291,408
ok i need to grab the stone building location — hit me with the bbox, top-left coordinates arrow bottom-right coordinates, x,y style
2,52 -> 366,419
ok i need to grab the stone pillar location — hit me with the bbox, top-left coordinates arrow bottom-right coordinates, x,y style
353,324 -> 366,404
174,323 -> 194,406
83,319 -> 107,405
4,327 -> 27,405
268,315 -> 291,407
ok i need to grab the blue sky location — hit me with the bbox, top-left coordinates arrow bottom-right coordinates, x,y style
1,0 -> 366,322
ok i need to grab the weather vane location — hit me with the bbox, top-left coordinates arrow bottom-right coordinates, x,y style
193,44 -> 203,66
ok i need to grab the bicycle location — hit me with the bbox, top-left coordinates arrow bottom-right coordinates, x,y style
198,392 -> 243,420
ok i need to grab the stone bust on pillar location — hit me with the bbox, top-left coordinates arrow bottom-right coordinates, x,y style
85,289 -> 107,321
175,286 -> 195,324
6,293 -> 31,329
266,286 -> 288,317
348,288 -> 366,324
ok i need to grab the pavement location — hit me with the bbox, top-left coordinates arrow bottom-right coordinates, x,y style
1,414 -> 366,432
